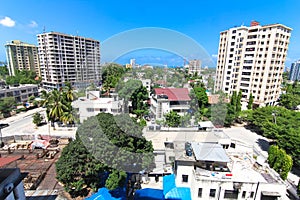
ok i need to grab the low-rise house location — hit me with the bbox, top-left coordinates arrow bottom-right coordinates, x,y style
150,88 -> 191,120
72,90 -> 123,123
174,142 -> 288,200
0,84 -> 39,102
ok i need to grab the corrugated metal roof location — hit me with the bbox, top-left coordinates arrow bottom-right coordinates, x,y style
191,142 -> 230,163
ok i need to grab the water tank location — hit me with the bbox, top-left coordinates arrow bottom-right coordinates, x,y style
185,142 -> 193,156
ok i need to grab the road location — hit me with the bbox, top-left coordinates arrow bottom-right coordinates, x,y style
1,108 -> 45,137
0,107 -> 76,139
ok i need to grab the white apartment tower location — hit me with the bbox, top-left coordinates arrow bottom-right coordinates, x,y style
215,21 -> 291,107
37,32 -> 101,89
5,40 -> 40,76
189,59 -> 201,75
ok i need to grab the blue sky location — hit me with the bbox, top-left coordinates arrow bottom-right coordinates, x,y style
1,0 -> 300,67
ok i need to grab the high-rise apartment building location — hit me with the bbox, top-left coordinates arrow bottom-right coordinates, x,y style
289,60 -> 300,81
188,59 -> 201,75
37,32 -> 101,89
215,21 -> 291,107
5,40 -> 40,76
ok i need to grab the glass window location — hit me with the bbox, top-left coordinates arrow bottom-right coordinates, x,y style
210,189 -> 216,197
198,188 -> 202,198
182,175 -> 188,182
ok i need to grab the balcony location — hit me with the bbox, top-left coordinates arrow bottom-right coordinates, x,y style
169,104 -> 190,110
193,167 -> 232,181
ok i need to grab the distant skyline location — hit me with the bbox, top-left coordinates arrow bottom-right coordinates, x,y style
1,0 -> 300,68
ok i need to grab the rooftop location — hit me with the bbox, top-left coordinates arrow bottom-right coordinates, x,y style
191,142 -> 230,163
154,88 -> 191,101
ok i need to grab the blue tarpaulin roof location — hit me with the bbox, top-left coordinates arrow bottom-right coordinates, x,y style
134,188 -> 164,200
85,188 -> 119,200
163,174 -> 176,196
164,187 -> 191,200
163,174 -> 191,200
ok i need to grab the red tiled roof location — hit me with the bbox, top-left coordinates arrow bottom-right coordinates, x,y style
154,88 -> 191,101
0,156 -> 21,167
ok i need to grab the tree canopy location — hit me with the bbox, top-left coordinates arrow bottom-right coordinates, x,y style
279,82 -> 300,110
268,145 -> 293,180
6,70 -> 41,85
0,97 -> 16,117
41,83 -> 75,125
117,79 -> 149,116
56,112 -> 154,197
102,63 -> 125,94
56,136 -> 107,197
244,106 -> 300,167
164,110 -> 181,127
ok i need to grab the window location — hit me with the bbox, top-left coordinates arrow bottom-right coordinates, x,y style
250,191 -> 255,198
210,189 -> 216,197
198,188 -> 203,198
182,175 -> 188,182
242,191 -> 246,198
224,190 -> 238,199
86,108 -> 94,112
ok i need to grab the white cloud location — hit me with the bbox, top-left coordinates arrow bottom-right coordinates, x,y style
28,20 -> 38,28
211,54 -> 218,58
0,16 -> 16,27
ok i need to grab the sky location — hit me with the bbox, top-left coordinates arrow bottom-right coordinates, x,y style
1,0 -> 300,68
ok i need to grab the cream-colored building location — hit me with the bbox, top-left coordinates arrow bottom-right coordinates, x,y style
5,40 -> 40,76
37,32 -> 101,90
214,21 -> 292,107
189,59 -> 201,75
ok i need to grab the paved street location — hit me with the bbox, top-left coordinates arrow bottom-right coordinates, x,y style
0,107 -> 76,139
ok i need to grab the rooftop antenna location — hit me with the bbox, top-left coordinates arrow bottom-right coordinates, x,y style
43,26 -> 46,33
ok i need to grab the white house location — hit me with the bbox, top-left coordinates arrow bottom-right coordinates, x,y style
72,90 -> 123,123
174,142 -> 288,200
150,88 -> 191,120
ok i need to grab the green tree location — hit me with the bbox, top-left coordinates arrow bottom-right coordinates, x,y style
118,79 -> 148,116
268,145 -> 293,180
0,97 -> 16,117
192,87 -> 208,109
6,70 -> 40,85
247,93 -> 254,110
41,84 -> 75,126
78,113 -> 154,172
180,113 -> 191,127
32,112 -> 43,127
48,89 -> 68,122
102,63 -> 125,95
105,170 -> 127,190
165,111 -> 181,127
210,92 -> 228,127
56,136 -> 107,197
279,83 -> 300,110
268,145 -> 279,168
0,65 -> 9,79
236,90 -> 242,113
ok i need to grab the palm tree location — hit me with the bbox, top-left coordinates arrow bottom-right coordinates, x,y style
63,82 -> 74,102
48,89 -> 68,122
60,110 -> 76,126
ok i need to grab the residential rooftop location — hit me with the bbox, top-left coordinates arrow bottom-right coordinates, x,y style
154,88 -> 191,101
